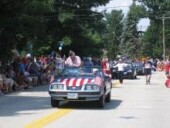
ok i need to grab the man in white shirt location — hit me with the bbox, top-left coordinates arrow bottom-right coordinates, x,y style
114,59 -> 127,84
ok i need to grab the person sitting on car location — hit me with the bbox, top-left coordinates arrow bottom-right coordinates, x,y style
65,51 -> 81,67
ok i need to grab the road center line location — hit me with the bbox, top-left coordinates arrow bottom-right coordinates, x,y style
112,80 -> 120,87
24,109 -> 72,128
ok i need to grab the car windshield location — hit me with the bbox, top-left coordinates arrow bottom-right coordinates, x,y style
61,66 -> 103,77
62,67 -> 82,76
133,62 -> 143,67
82,66 -> 103,76
124,63 -> 131,68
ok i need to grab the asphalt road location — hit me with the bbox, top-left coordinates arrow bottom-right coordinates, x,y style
0,71 -> 170,128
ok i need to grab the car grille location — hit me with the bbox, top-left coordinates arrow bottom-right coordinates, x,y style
66,86 -> 82,90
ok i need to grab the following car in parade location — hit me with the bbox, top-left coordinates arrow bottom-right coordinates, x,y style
49,66 -> 112,108
110,61 -> 137,79
132,62 -> 145,75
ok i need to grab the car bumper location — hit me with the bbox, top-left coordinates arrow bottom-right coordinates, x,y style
136,70 -> 144,75
123,72 -> 133,78
49,91 -> 102,101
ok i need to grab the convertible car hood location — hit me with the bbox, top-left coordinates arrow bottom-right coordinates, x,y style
53,76 -> 95,86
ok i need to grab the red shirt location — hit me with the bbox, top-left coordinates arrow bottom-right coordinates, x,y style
164,63 -> 170,72
101,61 -> 107,69
165,79 -> 170,88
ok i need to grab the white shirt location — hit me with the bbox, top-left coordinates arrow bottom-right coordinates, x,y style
56,57 -> 64,70
114,63 -> 127,71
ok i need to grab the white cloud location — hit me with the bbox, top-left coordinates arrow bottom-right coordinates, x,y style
137,18 -> 150,31
94,0 -> 150,31
96,0 -> 133,14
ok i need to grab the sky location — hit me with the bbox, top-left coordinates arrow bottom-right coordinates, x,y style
96,0 -> 150,31
97,0 -> 133,14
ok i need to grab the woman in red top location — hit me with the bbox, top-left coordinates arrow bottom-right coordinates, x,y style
164,60 -> 170,76
165,75 -> 170,88
101,58 -> 111,77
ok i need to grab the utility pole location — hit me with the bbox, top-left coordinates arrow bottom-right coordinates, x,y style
162,15 -> 165,61
157,15 -> 170,60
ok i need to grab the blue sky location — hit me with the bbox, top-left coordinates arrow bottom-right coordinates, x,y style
96,0 -> 150,31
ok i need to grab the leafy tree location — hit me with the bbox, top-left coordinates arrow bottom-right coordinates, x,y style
136,0 -> 170,58
120,2 -> 146,58
0,0 -> 27,59
141,20 -> 162,58
47,0 -> 110,57
104,10 -> 124,59
0,0 -> 111,60
0,0 -> 53,59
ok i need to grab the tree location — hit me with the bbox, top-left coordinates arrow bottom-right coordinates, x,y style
136,0 -> 170,58
104,10 -> 124,59
0,0 -> 111,60
0,0 -> 53,59
46,0 -> 110,57
120,2 -> 146,58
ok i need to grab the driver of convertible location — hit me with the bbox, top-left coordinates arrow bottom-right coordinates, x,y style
65,50 -> 81,67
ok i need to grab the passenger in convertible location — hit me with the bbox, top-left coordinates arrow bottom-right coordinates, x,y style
65,51 -> 81,67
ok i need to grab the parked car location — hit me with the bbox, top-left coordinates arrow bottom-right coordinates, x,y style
49,66 -> 112,108
110,62 -> 137,79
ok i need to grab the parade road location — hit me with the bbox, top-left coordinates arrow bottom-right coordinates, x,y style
0,71 -> 170,128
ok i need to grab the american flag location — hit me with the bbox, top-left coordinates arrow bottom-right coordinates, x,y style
94,76 -> 103,85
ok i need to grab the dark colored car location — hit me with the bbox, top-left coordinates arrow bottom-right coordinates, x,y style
123,62 -> 137,79
132,62 -> 144,75
110,62 -> 137,79
49,66 -> 112,108
110,66 -> 118,79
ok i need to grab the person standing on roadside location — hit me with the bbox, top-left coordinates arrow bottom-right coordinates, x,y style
113,59 -> 127,84
55,53 -> 64,75
164,59 -> 170,77
143,57 -> 153,85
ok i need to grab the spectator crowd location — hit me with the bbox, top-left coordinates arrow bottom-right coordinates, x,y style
0,50 -> 103,96
0,50 -> 167,96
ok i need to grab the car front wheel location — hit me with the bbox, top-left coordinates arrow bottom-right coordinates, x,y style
105,92 -> 111,102
97,94 -> 105,108
51,97 -> 60,107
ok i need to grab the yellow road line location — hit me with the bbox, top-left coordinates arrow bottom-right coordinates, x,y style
24,109 -> 72,128
112,80 -> 120,87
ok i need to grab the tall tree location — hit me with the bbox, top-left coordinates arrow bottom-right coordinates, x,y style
0,0 -> 53,59
0,0 -> 110,59
104,10 -> 124,59
47,0 -> 110,57
120,2 -> 146,58
136,0 -> 170,58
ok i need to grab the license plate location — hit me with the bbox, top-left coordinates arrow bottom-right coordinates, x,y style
67,93 -> 78,99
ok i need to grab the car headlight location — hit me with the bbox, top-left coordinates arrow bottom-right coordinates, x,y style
85,84 -> 100,91
127,70 -> 132,72
51,84 -> 64,90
